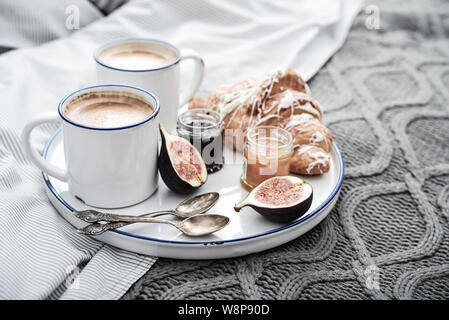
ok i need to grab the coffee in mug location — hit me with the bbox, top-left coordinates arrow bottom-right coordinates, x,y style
22,85 -> 160,208
97,41 -> 177,71
95,38 -> 204,133
63,90 -> 154,128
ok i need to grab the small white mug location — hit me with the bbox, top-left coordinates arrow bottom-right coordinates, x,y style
94,38 -> 204,133
21,85 -> 160,208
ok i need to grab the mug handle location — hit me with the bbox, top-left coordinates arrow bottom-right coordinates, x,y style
21,113 -> 69,181
179,48 -> 205,107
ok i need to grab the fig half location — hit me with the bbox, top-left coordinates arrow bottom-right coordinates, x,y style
234,176 -> 313,223
158,123 -> 208,193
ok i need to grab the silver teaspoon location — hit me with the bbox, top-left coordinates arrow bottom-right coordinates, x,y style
74,192 -> 219,223
75,192 -> 220,235
78,214 -> 230,237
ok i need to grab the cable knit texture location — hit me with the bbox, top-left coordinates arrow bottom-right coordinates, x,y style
123,0 -> 449,300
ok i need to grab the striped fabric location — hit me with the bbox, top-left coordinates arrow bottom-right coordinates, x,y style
0,0 -> 128,52
0,0 -> 103,49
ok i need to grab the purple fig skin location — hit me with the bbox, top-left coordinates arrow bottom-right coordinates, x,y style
246,191 -> 313,223
234,176 -> 314,223
158,124 -> 207,194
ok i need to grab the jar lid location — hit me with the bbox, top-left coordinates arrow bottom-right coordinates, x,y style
177,108 -> 223,138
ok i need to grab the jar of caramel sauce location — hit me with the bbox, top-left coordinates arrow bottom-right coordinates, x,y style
241,126 -> 293,191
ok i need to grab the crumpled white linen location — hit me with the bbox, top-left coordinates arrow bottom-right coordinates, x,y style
0,0 -> 362,299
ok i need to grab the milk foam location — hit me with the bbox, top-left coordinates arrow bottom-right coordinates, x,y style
98,42 -> 177,70
64,92 -> 154,128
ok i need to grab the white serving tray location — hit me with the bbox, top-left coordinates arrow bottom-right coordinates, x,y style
42,128 -> 344,259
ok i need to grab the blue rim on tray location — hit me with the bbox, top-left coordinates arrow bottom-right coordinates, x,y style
42,128 -> 344,245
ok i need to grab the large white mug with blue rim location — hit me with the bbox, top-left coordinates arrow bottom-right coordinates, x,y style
21,85 -> 160,208
94,38 -> 204,133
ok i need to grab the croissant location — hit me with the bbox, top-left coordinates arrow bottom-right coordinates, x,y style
189,68 -> 332,175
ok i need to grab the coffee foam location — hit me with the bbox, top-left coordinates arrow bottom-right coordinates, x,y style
98,41 -> 178,70
64,91 -> 155,128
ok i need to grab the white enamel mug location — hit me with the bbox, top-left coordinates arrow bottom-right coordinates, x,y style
21,85 -> 160,208
94,38 -> 204,133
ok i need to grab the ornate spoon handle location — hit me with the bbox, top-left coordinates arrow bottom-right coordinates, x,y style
74,209 -> 174,223
77,211 -> 175,235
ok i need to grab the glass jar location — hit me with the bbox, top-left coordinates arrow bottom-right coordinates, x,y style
241,126 -> 293,191
177,108 -> 224,173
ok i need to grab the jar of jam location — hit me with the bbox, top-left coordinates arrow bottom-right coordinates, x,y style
177,108 -> 224,173
241,126 -> 293,191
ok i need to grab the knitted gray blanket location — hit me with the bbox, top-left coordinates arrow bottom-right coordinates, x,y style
123,0 -> 449,300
